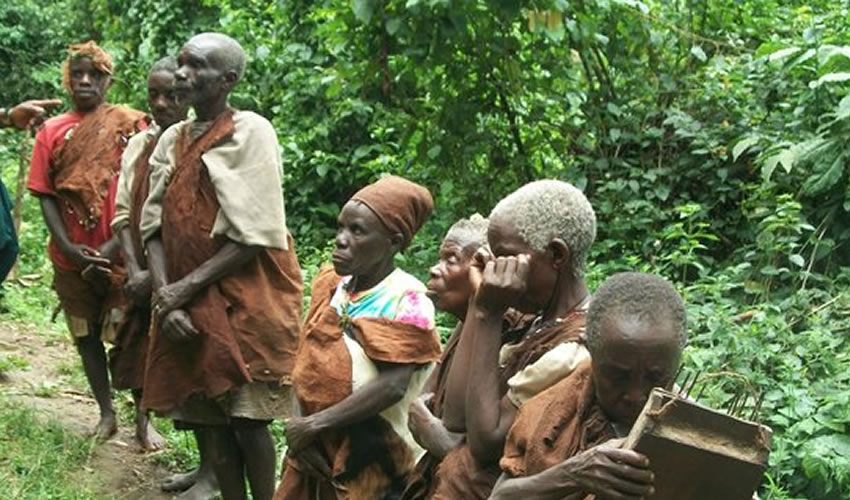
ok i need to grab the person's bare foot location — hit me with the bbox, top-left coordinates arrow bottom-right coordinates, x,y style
93,412 -> 118,441
176,469 -> 219,500
137,418 -> 167,452
161,469 -> 200,493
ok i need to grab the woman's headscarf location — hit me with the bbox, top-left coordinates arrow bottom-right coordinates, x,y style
350,175 -> 434,249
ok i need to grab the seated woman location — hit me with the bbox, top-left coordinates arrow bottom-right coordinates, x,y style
402,214 -> 489,499
274,175 -> 442,500
432,180 -> 597,499
489,272 -> 688,500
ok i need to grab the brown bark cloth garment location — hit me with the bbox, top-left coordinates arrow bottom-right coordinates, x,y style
109,131 -> 158,390
141,110 -> 303,413
429,306 -> 589,500
51,104 -> 145,322
274,266 -> 442,500
500,360 -> 615,500
400,310 -> 534,500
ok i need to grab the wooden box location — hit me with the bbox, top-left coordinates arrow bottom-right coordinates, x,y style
624,388 -> 772,500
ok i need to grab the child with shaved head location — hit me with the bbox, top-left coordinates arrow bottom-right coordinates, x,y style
432,180 -> 597,499
140,33 -> 303,500
491,272 -> 687,499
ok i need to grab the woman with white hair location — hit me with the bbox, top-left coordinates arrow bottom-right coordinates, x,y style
432,180 -> 597,499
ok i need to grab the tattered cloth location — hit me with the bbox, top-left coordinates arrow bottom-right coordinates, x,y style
350,175 -> 434,249
52,104 -> 145,229
109,132 -> 159,391
275,265 -> 442,500
500,361 -> 614,494
429,307 -> 589,500
141,110 -> 303,413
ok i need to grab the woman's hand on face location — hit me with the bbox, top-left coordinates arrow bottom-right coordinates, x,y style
468,247 -> 492,293
472,254 -> 530,316
286,415 -> 321,454
559,441 -> 654,500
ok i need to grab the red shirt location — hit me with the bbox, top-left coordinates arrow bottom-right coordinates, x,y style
28,112 -> 120,271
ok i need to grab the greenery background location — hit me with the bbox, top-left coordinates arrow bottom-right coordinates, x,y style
1,0 -> 849,498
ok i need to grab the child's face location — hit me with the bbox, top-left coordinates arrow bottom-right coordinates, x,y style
591,313 -> 682,426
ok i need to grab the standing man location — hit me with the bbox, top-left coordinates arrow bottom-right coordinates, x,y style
27,41 -> 146,439
1,98 -> 63,283
111,56 -> 187,453
140,33 -> 303,500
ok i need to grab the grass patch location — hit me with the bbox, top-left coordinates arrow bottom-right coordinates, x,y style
0,394 -> 98,499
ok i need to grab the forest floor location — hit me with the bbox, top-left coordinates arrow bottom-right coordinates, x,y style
0,320 -> 175,499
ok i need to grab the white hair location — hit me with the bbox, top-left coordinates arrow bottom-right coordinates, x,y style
445,213 -> 489,250
490,180 -> 596,278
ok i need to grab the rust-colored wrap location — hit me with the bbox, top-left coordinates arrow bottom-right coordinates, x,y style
275,265 -> 442,500
52,104 -> 145,229
429,307 -> 588,500
500,361 -> 613,493
109,134 -> 157,391
141,111 -> 303,412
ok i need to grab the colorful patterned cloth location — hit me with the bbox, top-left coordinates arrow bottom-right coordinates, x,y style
330,268 -> 435,330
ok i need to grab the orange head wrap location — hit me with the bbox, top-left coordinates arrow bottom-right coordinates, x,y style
350,175 -> 434,250
62,41 -> 114,91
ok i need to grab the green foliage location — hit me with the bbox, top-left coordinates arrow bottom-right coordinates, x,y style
0,395 -> 99,498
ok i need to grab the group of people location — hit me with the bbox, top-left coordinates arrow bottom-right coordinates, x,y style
0,31 -> 727,500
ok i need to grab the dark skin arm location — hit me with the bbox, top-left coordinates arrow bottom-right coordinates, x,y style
286,363 -> 416,455
408,392 -> 464,458
145,235 -> 261,342
38,196 -> 111,270
489,443 -> 654,500
466,254 -> 529,463
117,228 -> 151,306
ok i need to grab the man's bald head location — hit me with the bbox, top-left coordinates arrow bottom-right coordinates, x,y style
184,32 -> 246,81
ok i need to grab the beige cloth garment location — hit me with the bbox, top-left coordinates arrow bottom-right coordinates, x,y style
500,301 -> 591,408
111,123 -> 160,233
140,111 -> 289,249
344,334 -> 434,465
505,342 -> 590,407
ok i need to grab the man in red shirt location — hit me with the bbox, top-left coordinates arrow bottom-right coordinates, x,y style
28,41 -> 145,440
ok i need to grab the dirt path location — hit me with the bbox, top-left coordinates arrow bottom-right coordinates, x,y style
0,321 -> 174,499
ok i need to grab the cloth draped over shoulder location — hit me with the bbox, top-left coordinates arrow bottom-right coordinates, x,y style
500,361 -> 614,498
108,125 -> 160,391
141,110 -> 303,413
429,306 -> 589,500
140,110 -> 289,250
52,104 -> 145,229
275,265 -> 442,500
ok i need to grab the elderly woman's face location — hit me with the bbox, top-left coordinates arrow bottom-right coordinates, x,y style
487,216 -> 557,314
427,236 -> 480,318
333,200 -> 395,278
591,313 -> 682,426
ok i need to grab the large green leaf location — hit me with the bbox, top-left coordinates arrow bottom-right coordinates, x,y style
353,0 -> 376,24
